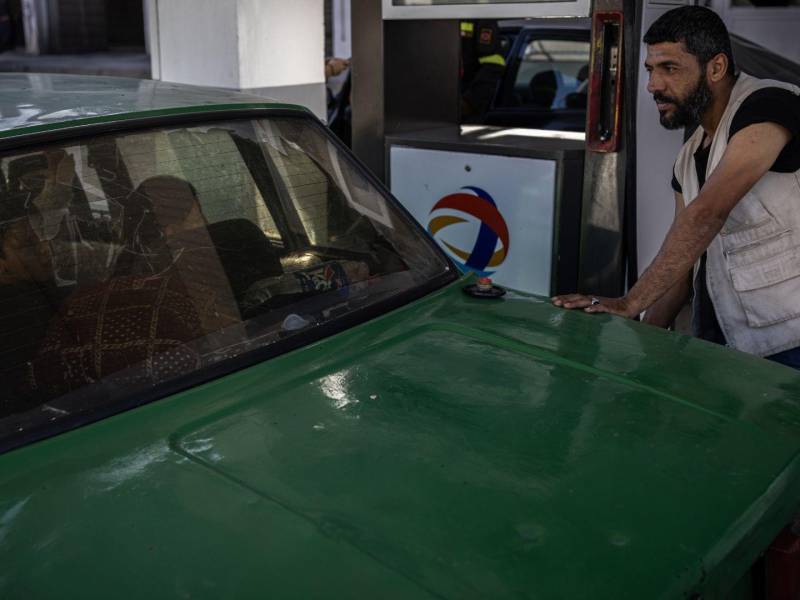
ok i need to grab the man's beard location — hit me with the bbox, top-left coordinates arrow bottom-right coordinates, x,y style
654,74 -> 712,130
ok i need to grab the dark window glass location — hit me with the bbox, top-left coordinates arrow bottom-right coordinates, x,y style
0,116 -> 453,447
503,38 -> 590,110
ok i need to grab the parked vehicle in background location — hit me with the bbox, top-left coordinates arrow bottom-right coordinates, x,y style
484,25 -> 591,131
1,73 -> 800,599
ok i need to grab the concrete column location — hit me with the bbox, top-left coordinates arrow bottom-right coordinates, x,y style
146,0 -> 326,119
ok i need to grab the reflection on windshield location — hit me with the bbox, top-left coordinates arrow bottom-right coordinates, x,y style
0,116 -> 452,446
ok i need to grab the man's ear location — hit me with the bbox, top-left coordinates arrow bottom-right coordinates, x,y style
708,53 -> 729,83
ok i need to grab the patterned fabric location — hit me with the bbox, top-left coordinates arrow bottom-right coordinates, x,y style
119,229 -> 242,333
30,273 -> 204,396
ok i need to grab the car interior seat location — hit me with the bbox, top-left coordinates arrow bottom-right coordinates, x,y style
528,70 -> 558,108
566,64 -> 590,109
206,218 -> 284,303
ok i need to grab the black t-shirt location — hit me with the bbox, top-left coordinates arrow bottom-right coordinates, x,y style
670,86 -> 800,346
671,87 -> 800,194
687,139 -> 727,345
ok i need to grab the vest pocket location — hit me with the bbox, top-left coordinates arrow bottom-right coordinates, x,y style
721,220 -> 791,268
729,246 -> 800,327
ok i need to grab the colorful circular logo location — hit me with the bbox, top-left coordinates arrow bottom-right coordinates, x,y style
428,186 -> 510,276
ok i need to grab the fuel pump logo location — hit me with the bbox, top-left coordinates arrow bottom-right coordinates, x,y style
428,186 -> 510,276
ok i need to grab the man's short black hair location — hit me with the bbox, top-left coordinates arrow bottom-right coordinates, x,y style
644,6 -> 736,78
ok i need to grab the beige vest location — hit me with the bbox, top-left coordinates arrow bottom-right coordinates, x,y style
674,73 -> 800,357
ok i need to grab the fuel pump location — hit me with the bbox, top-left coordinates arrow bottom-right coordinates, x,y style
351,0 -> 632,298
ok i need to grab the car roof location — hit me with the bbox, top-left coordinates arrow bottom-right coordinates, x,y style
0,72 -> 309,139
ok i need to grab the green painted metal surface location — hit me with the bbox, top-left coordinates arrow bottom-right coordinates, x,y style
2,281 -> 800,599
0,73 -> 308,140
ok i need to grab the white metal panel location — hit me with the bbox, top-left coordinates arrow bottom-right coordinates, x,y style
635,3 -> 688,276
710,1 -> 800,71
390,146 -> 557,296
726,10 -> 800,64
382,0 -> 590,20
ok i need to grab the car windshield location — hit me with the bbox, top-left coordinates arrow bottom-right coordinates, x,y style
0,115 -> 454,448
512,38 -> 590,109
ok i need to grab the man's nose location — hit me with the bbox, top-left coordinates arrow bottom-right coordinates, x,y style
647,71 -> 662,95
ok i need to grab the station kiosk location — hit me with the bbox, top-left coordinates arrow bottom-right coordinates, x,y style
351,0 -> 634,298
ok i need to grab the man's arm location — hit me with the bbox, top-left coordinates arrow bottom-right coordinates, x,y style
642,192 -> 691,328
325,58 -> 350,79
553,121 -> 792,316
641,270 -> 691,327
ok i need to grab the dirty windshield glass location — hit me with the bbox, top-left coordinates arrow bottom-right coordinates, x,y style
0,116 -> 453,447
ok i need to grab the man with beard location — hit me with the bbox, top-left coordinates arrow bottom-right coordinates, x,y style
552,6 -> 800,368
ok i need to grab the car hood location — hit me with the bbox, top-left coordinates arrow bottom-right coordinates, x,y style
3,281 -> 800,599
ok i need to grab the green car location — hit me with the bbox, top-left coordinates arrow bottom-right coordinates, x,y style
1,73 -> 800,599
